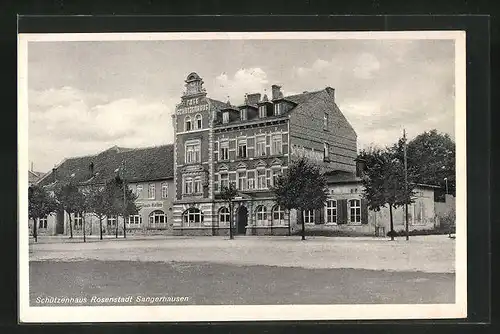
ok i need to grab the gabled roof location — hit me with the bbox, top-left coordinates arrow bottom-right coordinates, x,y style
38,144 -> 174,189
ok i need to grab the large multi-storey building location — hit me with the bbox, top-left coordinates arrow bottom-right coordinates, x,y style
171,72 -> 359,236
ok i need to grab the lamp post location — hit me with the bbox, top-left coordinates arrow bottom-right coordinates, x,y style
403,129 -> 409,241
444,177 -> 448,195
122,160 -> 127,239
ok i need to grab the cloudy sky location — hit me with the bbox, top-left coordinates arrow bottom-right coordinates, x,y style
27,37 -> 455,172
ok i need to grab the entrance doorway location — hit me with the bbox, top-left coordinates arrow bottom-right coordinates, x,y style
236,206 -> 248,235
55,209 -> 64,235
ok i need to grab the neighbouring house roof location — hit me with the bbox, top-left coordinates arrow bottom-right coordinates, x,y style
28,170 -> 45,184
38,144 -> 174,189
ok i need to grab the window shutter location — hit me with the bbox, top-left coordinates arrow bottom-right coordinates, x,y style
316,208 -> 324,225
361,199 -> 368,224
338,199 -> 347,224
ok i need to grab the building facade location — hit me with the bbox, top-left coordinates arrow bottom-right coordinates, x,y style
35,145 -> 174,236
171,72 -> 359,236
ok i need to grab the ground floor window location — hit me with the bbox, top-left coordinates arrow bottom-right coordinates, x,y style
272,205 -> 285,225
303,209 -> 315,224
183,207 -> 204,226
219,207 -> 230,225
256,205 -> 267,225
349,199 -> 361,223
37,217 -> 48,229
127,214 -> 142,228
149,210 -> 166,228
326,200 -> 337,223
107,215 -> 117,227
74,212 -> 83,229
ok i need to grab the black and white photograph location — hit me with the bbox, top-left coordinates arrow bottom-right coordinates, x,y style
18,31 -> 466,322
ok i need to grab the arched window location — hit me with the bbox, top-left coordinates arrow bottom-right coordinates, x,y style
149,210 -> 166,228
195,114 -> 202,129
303,209 -> 315,224
185,116 -> 192,131
272,205 -> 285,225
349,199 -> 361,223
325,200 -> 337,224
219,207 -> 230,226
183,207 -> 204,227
255,205 -> 267,226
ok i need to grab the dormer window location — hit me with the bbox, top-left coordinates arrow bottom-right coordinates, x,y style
323,113 -> 329,130
185,116 -> 192,131
240,108 -> 247,121
222,112 -> 229,124
195,114 -> 202,129
274,103 -> 283,116
259,105 -> 266,118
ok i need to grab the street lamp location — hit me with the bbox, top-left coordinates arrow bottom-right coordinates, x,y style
444,177 -> 448,195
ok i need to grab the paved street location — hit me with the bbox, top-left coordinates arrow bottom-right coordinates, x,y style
28,235 -> 455,305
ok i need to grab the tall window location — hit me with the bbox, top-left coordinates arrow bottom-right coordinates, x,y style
274,103 -> 282,115
149,210 -> 166,228
219,207 -> 230,225
259,105 -> 266,118
161,182 -> 168,199
220,141 -> 229,160
238,139 -> 247,158
323,113 -> 328,130
127,215 -> 142,227
38,217 -> 48,229
136,184 -> 143,198
220,173 -> 229,189
193,177 -> 202,194
256,136 -> 266,157
148,183 -> 155,199
185,141 -> 201,164
272,169 -> 281,186
185,116 -> 192,131
238,171 -> 247,190
183,208 -> 203,226
257,169 -> 266,189
324,143 -> 330,160
184,177 -> 193,194
272,205 -> 285,225
271,134 -> 282,155
349,199 -> 361,223
247,171 -> 255,190
240,108 -> 247,121
195,114 -> 202,129
74,212 -> 83,229
304,209 -> 315,224
256,205 -> 267,225
222,111 -> 229,124
326,200 -> 337,224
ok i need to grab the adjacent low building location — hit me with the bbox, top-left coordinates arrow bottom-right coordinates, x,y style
35,145 -> 174,236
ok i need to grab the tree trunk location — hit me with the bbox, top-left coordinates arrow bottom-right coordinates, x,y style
389,204 -> 394,241
99,217 -> 103,240
68,212 -> 73,239
123,214 -> 127,239
83,213 -> 86,243
299,208 -> 305,241
33,218 -> 38,243
115,216 -> 118,238
229,201 -> 234,240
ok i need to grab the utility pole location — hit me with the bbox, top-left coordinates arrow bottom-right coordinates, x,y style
403,129 -> 409,241
229,199 -> 234,240
122,160 -> 127,239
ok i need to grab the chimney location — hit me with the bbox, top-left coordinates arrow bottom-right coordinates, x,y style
271,85 -> 282,100
246,93 -> 261,105
52,167 -> 57,182
89,162 -> 94,176
325,87 -> 335,101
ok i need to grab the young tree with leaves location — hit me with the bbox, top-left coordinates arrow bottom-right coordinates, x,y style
272,157 -> 328,241
86,185 -> 108,240
220,182 -> 238,240
103,176 -> 139,238
54,182 -> 82,239
28,185 -> 58,242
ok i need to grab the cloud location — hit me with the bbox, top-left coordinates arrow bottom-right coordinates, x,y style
28,87 -> 175,171
212,67 -> 269,104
